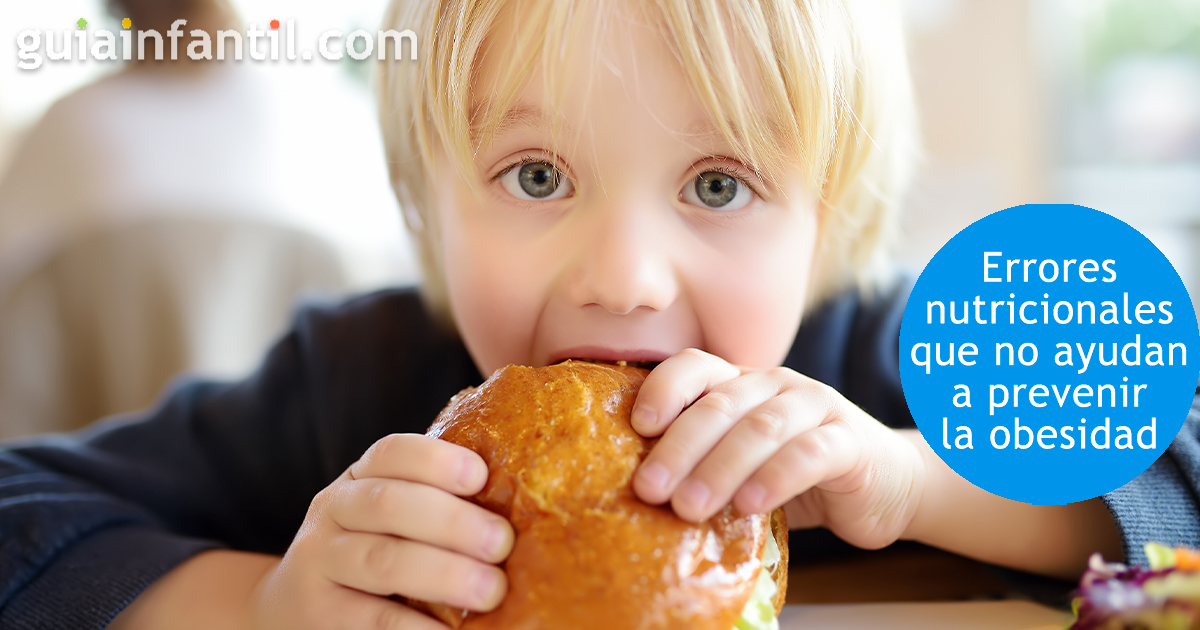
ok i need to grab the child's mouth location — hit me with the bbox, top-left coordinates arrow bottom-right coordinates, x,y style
561,358 -> 661,371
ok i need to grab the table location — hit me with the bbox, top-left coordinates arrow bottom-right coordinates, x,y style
781,540 -> 1076,628
785,543 -> 1014,604
779,601 -> 1073,629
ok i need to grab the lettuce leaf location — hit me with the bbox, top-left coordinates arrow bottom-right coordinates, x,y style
734,533 -> 782,630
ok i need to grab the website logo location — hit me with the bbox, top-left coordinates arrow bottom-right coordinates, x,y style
16,18 -> 417,70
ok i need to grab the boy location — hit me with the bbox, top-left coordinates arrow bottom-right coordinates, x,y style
2,0 -> 1186,628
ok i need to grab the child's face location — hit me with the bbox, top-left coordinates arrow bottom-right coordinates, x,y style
433,3 -> 819,377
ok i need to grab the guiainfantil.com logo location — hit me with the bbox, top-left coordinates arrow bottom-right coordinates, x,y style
16,18 -> 416,70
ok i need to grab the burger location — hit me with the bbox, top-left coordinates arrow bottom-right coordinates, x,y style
413,360 -> 788,629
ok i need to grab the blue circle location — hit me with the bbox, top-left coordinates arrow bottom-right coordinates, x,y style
899,204 -> 1200,504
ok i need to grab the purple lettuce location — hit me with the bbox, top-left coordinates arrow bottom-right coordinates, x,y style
1070,547 -> 1200,630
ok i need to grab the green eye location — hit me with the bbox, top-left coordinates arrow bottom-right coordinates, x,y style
500,160 -> 574,201
682,170 -> 752,211
518,163 -> 559,198
696,172 -> 737,206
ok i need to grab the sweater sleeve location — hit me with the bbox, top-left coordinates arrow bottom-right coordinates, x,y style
0,328 -> 322,630
0,289 -> 479,630
1102,392 -> 1200,567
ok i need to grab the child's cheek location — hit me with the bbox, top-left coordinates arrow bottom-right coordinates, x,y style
688,207 -> 817,369
437,193 -> 546,375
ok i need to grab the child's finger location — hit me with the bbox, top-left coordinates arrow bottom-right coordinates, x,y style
633,369 -> 782,506
322,531 -> 508,613
348,433 -> 488,496
783,492 -> 827,530
731,420 -> 861,516
668,384 -> 830,522
325,585 -> 451,630
330,478 -> 514,564
630,348 -> 742,437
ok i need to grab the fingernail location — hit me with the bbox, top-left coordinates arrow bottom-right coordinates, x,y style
678,480 -> 711,513
638,462 -> 670,492
459,457 -> 485,490
632,406 -> 657,430
740,482 -> 767,513
482,519 -> 508,558
472,567 -> 501,605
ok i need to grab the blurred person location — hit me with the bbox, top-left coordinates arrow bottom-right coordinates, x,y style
0,0 -> 251,266
108,0 -> 238,46
0,0 -> 410,436
0,0 -> 409,286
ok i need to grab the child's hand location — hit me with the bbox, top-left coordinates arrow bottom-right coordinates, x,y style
251,434 -> 514,629
631,349 -> 926,551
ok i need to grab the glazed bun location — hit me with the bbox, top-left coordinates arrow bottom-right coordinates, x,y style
417,360 -> 788,629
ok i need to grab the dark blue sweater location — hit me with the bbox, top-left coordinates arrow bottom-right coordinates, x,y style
0,283 -> 1196,629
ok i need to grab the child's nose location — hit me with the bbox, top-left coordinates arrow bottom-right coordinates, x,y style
566,202 -> 678,315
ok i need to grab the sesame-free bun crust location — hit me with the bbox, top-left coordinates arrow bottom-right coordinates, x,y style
419,360 -> 787,629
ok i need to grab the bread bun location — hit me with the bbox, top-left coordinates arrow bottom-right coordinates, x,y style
418,360 -> 788,629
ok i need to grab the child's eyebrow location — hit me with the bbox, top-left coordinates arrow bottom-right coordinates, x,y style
469,102 -> 567,141
681,119 -> 724,144
467,102 -> 752,171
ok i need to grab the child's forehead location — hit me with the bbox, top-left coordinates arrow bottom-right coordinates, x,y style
473,1 -> 682,103
470,1 -> 766,153
440,0 -> 829,193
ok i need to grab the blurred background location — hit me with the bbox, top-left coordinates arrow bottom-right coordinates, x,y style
0,0 -> 1196,438
898,0 -> 1200,286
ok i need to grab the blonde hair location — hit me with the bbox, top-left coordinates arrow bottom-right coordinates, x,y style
377,0 -> 917,328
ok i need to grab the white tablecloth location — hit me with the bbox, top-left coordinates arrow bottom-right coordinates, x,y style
779,600 -> 1073,630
